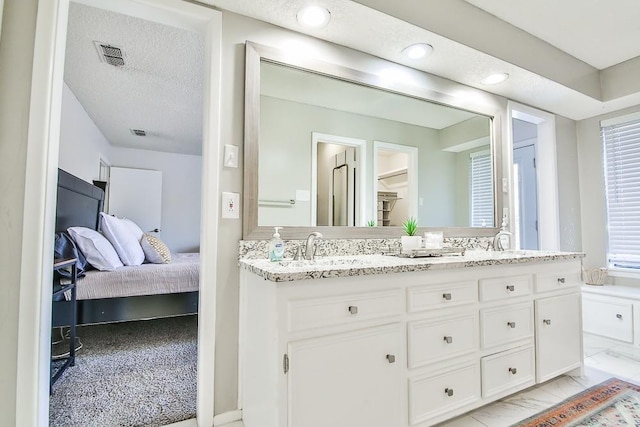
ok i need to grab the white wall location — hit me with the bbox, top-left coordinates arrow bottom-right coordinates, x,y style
58,83 -> 112,183
108,147 -> 202,253
58,83 -> 202,253
555,115 -> 582,252
0,1 -> 37,423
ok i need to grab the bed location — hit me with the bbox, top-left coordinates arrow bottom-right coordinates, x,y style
52,168 -> 199,326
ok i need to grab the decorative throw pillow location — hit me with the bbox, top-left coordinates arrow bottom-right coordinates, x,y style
99,212 -> 145,266
67,227 -> 123,271
141,234 -> 171,264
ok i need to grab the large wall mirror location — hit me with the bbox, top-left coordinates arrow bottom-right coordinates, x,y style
244,42 -> 503,240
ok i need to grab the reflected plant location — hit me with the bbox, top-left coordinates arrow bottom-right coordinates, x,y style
403,217 -> 418,236
366,220 -> 376,227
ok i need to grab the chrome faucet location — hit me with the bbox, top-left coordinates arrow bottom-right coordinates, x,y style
304,232 -> 323,260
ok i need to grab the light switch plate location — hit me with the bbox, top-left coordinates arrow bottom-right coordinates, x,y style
223,145 -> 239,168
221,192 -> 240,219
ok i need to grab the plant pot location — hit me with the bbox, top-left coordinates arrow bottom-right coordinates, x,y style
401,235 -> 422,252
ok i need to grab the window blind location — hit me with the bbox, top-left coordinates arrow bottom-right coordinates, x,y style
470,151 -> 494,227
602,116 -> 640,270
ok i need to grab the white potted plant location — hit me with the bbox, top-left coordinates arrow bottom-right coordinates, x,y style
401,217 -> 422,252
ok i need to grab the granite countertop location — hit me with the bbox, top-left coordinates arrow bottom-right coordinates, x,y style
239,250 -> 585,282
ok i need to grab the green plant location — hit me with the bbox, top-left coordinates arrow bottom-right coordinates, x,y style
366,219 -> 376,227
402,217 -> 418,236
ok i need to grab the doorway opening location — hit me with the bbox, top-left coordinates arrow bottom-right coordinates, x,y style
508,102 -> 559,251
512,119 -> 539,250
373,141 -> 418,226
20,0 -> 221,425
311,132 -> 366,226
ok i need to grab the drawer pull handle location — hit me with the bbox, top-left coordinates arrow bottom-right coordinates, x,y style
509,367 -> 518,375
444,388 -> 454,397
443,336 -> 453,344
386,354 -> 396,364
543,319 -> 552,326
617,314 -> 623,319
557,277 -> 566,284
443,293 -> 452,301
348,306 -> 358,315
507,321 -> 516,328
506,285 -> 515,292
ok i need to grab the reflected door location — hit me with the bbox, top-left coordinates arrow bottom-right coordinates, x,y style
513,144 -> 538,250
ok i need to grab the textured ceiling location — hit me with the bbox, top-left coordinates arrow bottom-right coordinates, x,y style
64,3 -> 204,155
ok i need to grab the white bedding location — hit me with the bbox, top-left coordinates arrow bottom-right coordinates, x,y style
67,252 -> 199,300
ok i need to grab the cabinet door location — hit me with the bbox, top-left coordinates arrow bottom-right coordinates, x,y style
535,293 -> 582,382
288,323 -> 402,427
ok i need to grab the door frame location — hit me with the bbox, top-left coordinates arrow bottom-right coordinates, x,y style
507,101 -> 559,250
17,1 -> 221,425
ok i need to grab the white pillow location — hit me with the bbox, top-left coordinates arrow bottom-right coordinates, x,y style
99,213 -> 145,266
67,227 -> 123,271
122,218 -> 144,242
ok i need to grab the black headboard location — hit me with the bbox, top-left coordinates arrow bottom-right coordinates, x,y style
55,169 -> 105,232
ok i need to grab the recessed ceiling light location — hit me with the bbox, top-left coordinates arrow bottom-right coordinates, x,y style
402,43 -> 433,60
481,73 -> 509,85
297,6 -> 331,29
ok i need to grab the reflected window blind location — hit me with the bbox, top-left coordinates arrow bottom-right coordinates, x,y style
470,151 -> 494,227
602,114 -> 640,270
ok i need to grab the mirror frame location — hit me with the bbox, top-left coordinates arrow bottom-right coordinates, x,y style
243,41 -> 503,240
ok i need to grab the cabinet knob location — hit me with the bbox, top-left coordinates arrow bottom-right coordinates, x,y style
557,277 -> 566,284
444,388 -> 454,397
386,354 -> 396,364
348,306 -> 358,315
616,313 -> 623,319
507,321 -> 516,329
506,285 -> 515,292
509,367 -> 518,375
543,319 -> 552,326
443,336 -> 453,344
442,293 -> 452,301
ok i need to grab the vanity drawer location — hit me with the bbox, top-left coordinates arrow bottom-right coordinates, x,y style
479,275 -> 532,302
481,345 -> 535,399
408,313 -> 478,368
582,295 -> 633,342
535,267 -> 582,293
407,280 -> 477,313
287,289 -> 403,332
480,302 -> 534,349
409,361 -> 481,426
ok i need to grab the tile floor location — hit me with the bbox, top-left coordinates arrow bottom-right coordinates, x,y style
435,333 -> 640,426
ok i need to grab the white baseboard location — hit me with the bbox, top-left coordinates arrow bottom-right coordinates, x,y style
213,409 -> 243,426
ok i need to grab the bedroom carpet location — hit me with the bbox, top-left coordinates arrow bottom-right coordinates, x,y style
49,315 -> 197,427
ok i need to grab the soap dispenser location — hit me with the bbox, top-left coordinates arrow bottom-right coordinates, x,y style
268,227 -> 285,262
493,216 -> 512,251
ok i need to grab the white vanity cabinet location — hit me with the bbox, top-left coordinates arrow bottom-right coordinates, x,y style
240,256 -> 584,427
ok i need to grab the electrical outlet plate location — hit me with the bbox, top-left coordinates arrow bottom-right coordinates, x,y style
221,192 -> 240,219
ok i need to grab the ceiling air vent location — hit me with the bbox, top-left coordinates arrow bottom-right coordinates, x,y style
94,41 -> 125,67
130,129 -> 146,137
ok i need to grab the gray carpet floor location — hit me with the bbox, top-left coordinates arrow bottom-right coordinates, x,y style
49,315 -> 197,427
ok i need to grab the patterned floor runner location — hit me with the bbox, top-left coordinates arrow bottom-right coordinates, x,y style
512,378 -> 640,426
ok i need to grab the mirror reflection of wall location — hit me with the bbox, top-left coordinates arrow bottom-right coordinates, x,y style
257,58 -> 495,230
